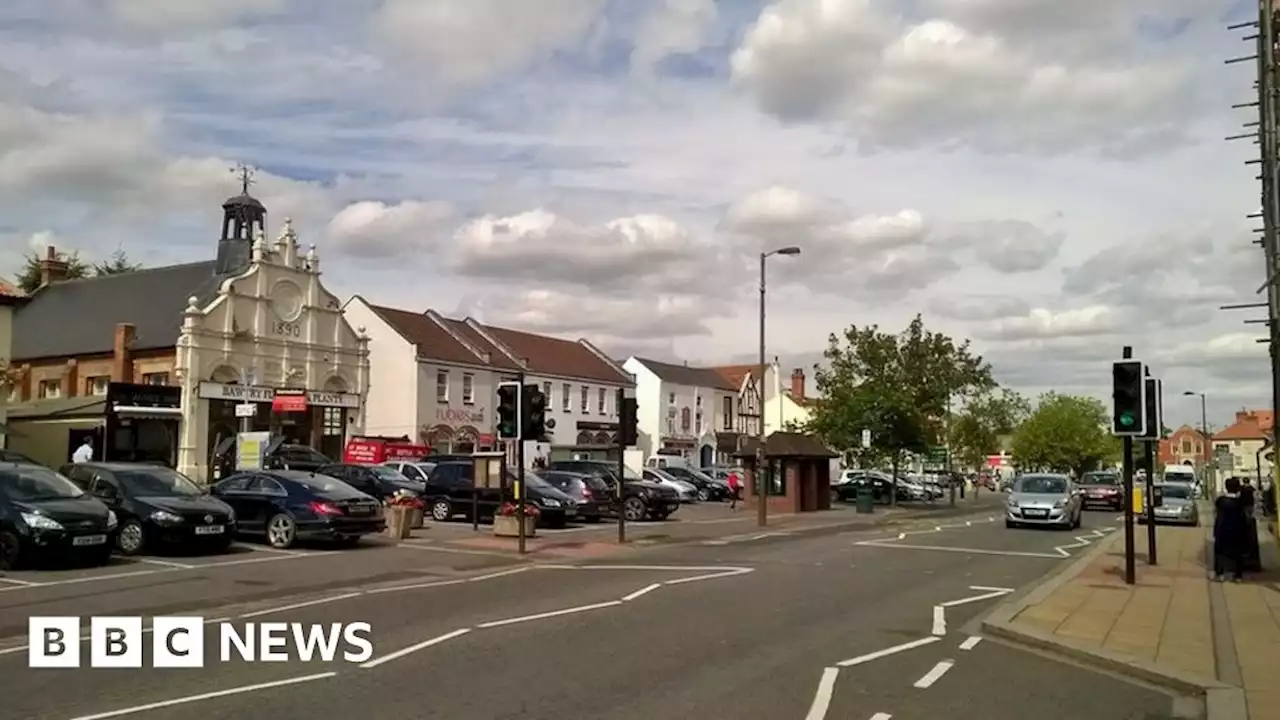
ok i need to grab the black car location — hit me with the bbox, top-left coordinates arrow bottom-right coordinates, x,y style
542,471 -> 612,522
833,472 -> 910,504
60,463 -> 236,556
316,463 -> 424,500
1079,471 -> 1125,510
212,470 -> 385,549
660,465 -> 732,501
545,460 -> 680,521
422,462 -> 579,528
0,462 -> 116,569
0,450 -> 38,464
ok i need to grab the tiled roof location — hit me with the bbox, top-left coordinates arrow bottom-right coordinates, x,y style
1214,410 -> 1275,441
11,261 -> 220,360
710,364 -> 759,390
0,278 -> 25,305
632,357 -> 737,390
367,304 -> 631,384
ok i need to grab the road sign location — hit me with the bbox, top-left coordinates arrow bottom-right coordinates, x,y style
234,403 -> 256,418
861,429 -> 871,448
927,446 -> 948,463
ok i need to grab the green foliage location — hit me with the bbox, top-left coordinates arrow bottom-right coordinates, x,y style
15,249 -> 89,293
805,314 -> 997,465
1011,392 -> 1115,476
93,249 -> 142,276
949,388 -> 1030,471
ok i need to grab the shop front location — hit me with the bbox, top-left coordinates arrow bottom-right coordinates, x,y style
421,407 -> 496,454
173,217 -> 370,484
6,382 -> 182,467
550,420 -> 620,462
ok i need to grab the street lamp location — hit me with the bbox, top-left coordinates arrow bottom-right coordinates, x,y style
758,246 -> 801,527
1184,390 -> 1209,495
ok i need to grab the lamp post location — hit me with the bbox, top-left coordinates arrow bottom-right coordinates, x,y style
1184,391 -> 1210,496
758,246 -> 801,528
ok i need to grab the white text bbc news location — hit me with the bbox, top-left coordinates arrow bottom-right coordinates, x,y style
28,617 -> 374,668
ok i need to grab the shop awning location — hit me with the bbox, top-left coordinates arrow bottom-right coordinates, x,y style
272,394 -> 308,413
113,405 -> 183,419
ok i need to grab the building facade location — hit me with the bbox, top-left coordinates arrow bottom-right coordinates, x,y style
1211,410 -> 1274,488
622,357 -> 737,467
0,279 -> 22,448
763,365 -> 815,435
343,297 -> 633,460
710,364 -> 762,456
1157,425 -> 1210,468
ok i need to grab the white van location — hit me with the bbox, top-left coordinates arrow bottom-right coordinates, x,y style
1162,465 -> 1197,484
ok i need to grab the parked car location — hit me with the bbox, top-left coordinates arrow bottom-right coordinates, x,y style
0,462 -> 117,569
60,462 -> 235,555
546,459 -> 681,521
541,471 -> 611,522
422,462 -> 579,528
211,470 -> 385,548
642,468 -> 699,502
660,465 -> 731,501
315,463 -> 424,500
1005,473 -> 1082,529
833,471 -> 918,503
0,450 -> 38,465
1079,471 -> 1124,511
264,442 -> 332,472
383,461 -> 436,485
1139,482 -> 1199,526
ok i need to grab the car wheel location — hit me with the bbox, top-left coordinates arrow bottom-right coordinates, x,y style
266,513 -> 297,549
116,519 -> 146,556
430,499 -> 453,522
0,530 -> 22,571
623,497 -> 646,522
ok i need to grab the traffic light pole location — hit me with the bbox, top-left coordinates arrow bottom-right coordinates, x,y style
616,389 -> 627,545
516,372 -> 526,555
1144,439 -> 1157,565
1122,346 -> 1136,585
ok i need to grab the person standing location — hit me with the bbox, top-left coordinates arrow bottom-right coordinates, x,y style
727,470 -> 741,510
71,437 -> 94,463
1213,477 -> 1249,582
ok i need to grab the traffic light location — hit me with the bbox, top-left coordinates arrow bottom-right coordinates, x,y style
521,384 -> 547,441
1111,360 -> 1146,436
497,382 -> 520,439
618,392 -> 638,447
1140,377 -> 1162,441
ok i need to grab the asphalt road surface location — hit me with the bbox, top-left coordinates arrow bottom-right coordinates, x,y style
1,509 -> 1186,720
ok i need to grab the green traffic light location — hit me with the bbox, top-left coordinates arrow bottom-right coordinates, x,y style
1119,414 -> 1135,427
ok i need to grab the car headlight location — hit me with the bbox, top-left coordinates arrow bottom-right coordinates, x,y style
150,510 -> 183,524
20,512 -> 63,531
1053,500 -> 1065,509
106,511 -> 118,530
540,499 -> 561,508
225,507 -> 236,523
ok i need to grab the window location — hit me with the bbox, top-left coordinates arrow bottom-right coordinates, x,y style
84,376 -> 109,396
562,383 -> 571,411
696,410 -> 703,434
462,373 -> 475,404
141,372 -> 169,385
37,379 -> 60,399
722,396 -> 733,430
542,382 -> 552,407
668,392 -> 676,404
681,407 -> 691,431
323,407 -> 344,436
696,395 -> 702,407
1181,439 -> 1191,454
598,387 -> 607,414
436,370 -> 448,402
580,385 -> 589,413
666,417 -> 675,435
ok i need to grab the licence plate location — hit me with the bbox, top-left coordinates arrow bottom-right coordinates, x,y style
73,534 -> 107,546
1024,510 -> 1048,518
565,507 -> 577,516
194,525 -> 224,535
347,506 -> 371,516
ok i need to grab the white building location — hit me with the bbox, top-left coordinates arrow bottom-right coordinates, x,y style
762,363 -> 815,435
343,297 -> 634,460
175,198 -> 369,483
622,357 -> 737,467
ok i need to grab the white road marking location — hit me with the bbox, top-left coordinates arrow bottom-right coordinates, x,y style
896,532 -> 907,539
870,714 -> 893,720
240,592 -> 363,618
247,545 -> 306,556
913,660 -> 955,688
836,636 -> 941,667
0,567 -> 165,591
135,558 -> 195,569
622,583 -> 661,601
855,541 -> 1062,558
468,566 -> 532,582
803,667 -> 840,720
940,588 -> 1014,608
64,671 -> 338,720
359,628 -> 471,669
477,600 -> 622,628
969,585 -> 1015,592
0,576 -> 39,586
394,542 -> 521,558
959,636 -> 982,650
664,567 -> 754,584
932,605 -> 946,635
569,564 -> 751,572
364,578 -> 467,594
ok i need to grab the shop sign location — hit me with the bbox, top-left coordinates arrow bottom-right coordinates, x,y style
107,382 -> 181,408
272,390 -> 308,414
436,407 -> 485,424
199,382 -> 359,408
343,438 -> 429,464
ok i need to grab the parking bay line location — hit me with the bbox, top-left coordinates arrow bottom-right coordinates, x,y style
135,558 -> 196,569
0,576 -> 40,586
836,636 -> 941,667
803,667 -> 839,720
959,636 -> 982,650
853,541 -> 1063,559
359,628 -> 471,669
64,671 -> 338,720
477,600 -> 623,629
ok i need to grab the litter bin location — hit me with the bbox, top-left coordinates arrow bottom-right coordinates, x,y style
855,488 -> 875,514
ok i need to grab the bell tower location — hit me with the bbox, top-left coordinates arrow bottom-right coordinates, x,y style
215,163 -> 266,275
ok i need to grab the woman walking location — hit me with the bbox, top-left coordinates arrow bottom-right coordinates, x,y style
1213,477 -> 1249,582
727,470 -> 742,510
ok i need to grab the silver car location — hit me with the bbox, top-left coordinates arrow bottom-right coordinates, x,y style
1141,482 -> 1199,526
1006,473 -> 1082,529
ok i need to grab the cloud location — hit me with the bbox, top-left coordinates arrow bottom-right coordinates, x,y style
631,0 -> 719,74
978,306 -> 1118,342
480,288 -> 714,341
326,200 -> 455,260
952,219 -> 1064,273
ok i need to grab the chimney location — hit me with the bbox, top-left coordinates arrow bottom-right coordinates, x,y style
39,246 -> 70,287
790,367 -> 805,398
111,323 -> 137,383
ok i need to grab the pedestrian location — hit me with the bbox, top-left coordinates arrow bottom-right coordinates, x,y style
71,437 -> 94,463
1213,477 -> 1249,583
727,470 -> 741,510
1241,479 -> 1262,572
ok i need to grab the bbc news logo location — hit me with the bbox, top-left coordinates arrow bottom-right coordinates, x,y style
28,616 -> 374,668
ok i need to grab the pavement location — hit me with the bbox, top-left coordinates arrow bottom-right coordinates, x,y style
0,504 -> 1191,720
984,509 -> 1280,720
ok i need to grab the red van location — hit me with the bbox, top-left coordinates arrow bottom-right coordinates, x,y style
343,436 -> 429,464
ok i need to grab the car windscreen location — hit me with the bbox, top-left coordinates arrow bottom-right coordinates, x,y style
1016,476 -> 1067,494
116,468 -> 204,497
1082,473 -> 1119,486
368,466 -> 412,482
0,465 -> 86,501
293,474 -> 367,498
520,472 -> 553,489
1160,484 -> 1192,500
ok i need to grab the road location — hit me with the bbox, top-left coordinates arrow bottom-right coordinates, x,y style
0,508 -> 1184,720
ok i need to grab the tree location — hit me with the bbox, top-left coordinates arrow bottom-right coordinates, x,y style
92,249 -> 142,276
949,388 -> 1030,472
1011,393 -> 1115,476
14,249 -> 89,293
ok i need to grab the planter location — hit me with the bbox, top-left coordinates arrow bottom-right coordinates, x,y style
493,514 -> 537,538
385,506 -> 413,541
407,507 -> 424,529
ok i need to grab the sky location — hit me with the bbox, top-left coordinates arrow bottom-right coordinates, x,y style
0,0 -> 1268,431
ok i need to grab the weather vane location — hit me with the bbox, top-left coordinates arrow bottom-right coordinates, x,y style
230,163 -> 257,194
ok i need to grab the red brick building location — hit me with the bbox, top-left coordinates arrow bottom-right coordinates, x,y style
1157,424 -> 1210,467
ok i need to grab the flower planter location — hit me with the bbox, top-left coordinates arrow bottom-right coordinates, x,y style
493,514 -> 537,538
385,506 -> 413,541
407,507 -> 424,529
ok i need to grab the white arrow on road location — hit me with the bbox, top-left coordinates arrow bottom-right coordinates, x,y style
932,586 -> 1014,635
